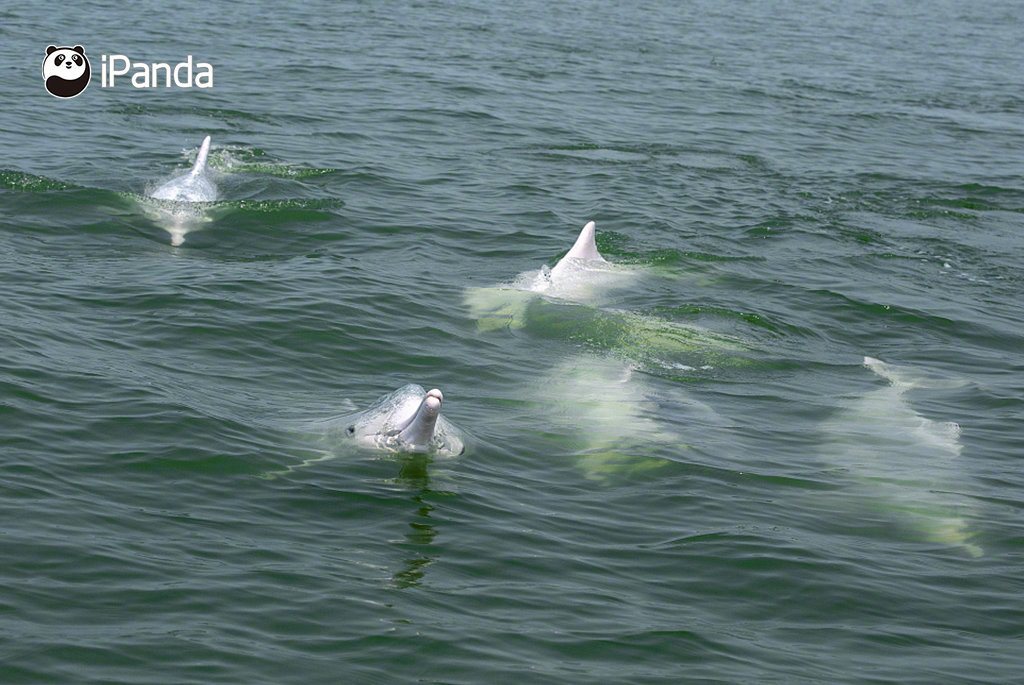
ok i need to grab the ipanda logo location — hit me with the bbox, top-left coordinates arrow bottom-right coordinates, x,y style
42,45 -> 90,98
43,44 -> 213,98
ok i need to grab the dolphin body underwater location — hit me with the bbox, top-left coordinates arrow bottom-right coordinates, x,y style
144,135 -> 217,245
531,352 -> 729,483
818,357 -> 981,557
465,221 -> 737,481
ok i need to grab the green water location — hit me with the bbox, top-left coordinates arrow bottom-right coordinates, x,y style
3,1 -> 1023,682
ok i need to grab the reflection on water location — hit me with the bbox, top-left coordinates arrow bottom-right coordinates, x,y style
392,456 -> 438,589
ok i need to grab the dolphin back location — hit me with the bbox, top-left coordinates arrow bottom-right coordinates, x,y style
148,135 -> 217,202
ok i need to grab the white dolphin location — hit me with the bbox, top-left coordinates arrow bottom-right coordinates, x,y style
333,384 -> 466,457
818,357 -> 981,556
528,220 -> 635,303
464,220 -> 636,331
143,135 -> 217,246
533,354 -> 684,481
464,220 -> 747,369
261,385 -> 466,479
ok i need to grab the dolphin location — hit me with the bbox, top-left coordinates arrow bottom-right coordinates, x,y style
335,384 -> 466,457
463,220 -> 748,370
533,354 -> 696,482
149,135 -> 216,202
259,385 -> 466,480
528,220 -> 634,303
464,220 -> 635,330
817,357 -> 981,556
143,135 -> 217,245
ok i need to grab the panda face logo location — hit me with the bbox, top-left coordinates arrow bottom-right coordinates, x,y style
42,45 -> 91,98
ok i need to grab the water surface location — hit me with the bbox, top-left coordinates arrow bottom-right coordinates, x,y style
2,1 -> 1023,682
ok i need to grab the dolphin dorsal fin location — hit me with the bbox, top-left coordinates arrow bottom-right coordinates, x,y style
563,221 -> 606,262
189,136 -> 211,177
864,356 -> 967,392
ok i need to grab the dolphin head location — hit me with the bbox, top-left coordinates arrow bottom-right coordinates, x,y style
341,384 -> 466,457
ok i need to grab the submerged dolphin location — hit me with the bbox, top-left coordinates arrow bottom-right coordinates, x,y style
532,353 -> 726,482
335,384 -> 466,457
818,357 -> 981,556
149,135 -> 216,202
